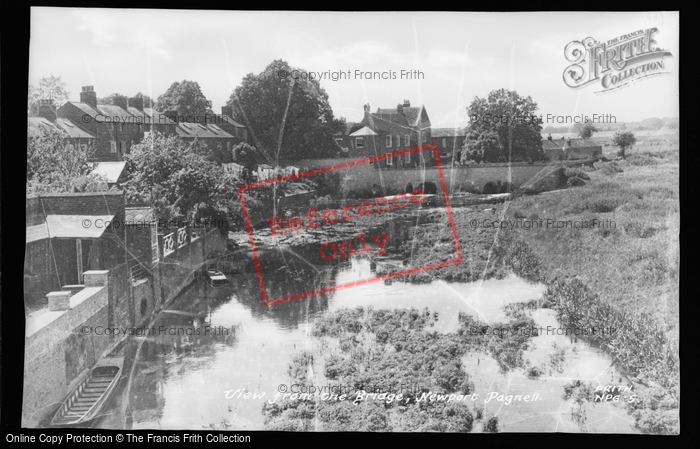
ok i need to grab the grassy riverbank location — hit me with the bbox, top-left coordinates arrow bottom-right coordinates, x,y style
400,148 -> 679,433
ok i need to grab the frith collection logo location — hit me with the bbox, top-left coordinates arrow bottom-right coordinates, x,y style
563,28 -> 672,93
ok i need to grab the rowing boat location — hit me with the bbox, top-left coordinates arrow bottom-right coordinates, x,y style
50,358 -> 123,426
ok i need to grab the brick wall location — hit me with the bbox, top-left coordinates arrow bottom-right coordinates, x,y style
26,196 -> 44,226
36,191 -> 125,222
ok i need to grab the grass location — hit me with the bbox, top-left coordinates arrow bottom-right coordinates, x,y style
399,148 -> 679,433
504,150 -> 679,330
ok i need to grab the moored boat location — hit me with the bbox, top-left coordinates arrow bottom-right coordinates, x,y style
206,268 -> 228,286
50,358 -> 123,426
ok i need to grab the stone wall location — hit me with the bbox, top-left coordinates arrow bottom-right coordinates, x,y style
22,271 -> 111,427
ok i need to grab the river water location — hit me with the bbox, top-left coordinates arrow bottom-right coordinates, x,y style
104,250 -> 639,433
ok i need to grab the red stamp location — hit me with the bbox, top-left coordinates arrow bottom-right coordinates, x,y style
238,144 -> 462,306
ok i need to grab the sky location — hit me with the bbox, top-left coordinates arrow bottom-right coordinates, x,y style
29,9 -> 679,129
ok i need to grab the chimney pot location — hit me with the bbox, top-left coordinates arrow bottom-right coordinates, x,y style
403,100 -> 411,107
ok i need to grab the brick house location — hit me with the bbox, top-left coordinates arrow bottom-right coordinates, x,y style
432,128 -> 466,164
57,86 -> 177,162
28,99 -> 96,149
348,100 -> 433,168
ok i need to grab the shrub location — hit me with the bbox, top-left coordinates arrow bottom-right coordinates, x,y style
594,161 -> 623,176
627,154 -> 660,166
482,415 -> 500,432
565,167 -> 591,181
567,177 -> 586,187
587,197 -> 623,213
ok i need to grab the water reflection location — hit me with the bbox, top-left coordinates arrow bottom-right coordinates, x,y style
125,252 -> 636,432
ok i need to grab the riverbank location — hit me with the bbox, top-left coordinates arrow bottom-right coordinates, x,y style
398,148 -> 679,433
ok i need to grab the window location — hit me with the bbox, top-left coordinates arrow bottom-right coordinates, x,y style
110,141 -> 117,153
356,137 -> 364,148
386,156 -> 393,166
396,135 -> 401,147
404,134 -> 410,146
386,135 -> 392,147
227,141 -> 232,152
405,152 -> 411,164
422,133 -> 427,143
442,137 -> 447,148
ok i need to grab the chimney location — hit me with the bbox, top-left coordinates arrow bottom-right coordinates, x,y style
38,99 -> 56,121
80,86 -> 97,108
222,105 -> 233,117
363,104 -> 370,118
128,96 -> 144,111
403,99 -> 411,107
113,96 -> 128,111
547,133 -> 552,141
397,103 -> 403,114
164,110 -> 180,123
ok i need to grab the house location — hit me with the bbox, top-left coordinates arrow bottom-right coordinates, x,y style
28,99 -> 96,149
172,120 -> 239,164
347,100 -> 432,168
541,135 -> 603,161
432,128 -> 466,164
57,86 -> 177,162
219,106 -> 249,142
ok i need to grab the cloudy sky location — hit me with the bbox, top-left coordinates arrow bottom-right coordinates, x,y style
29,9 -> 679,128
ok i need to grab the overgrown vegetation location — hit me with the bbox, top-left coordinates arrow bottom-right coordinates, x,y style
262,307 -> 536,431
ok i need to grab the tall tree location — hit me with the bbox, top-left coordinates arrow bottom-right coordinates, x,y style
156,80 -> 213,118
577,122 -> 599,139
28,75 -> 69,115
462,89 -> 545,163
612,130 -> 637,159
124,132 -> 247,226
27,127 -> 107,194
226,59 -> 343,165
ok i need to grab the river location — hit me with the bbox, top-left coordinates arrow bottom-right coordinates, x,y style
88,249 -> 639,433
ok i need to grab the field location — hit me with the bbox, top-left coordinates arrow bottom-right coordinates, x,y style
545,129 -> 679,155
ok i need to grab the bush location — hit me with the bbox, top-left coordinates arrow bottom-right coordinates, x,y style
565,167 -> 591,181
567,176 -> 586,187
594,161 -> 623,176
587,198 -> 623,213
627,154 -> 660,166
482,415 -> 500,432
